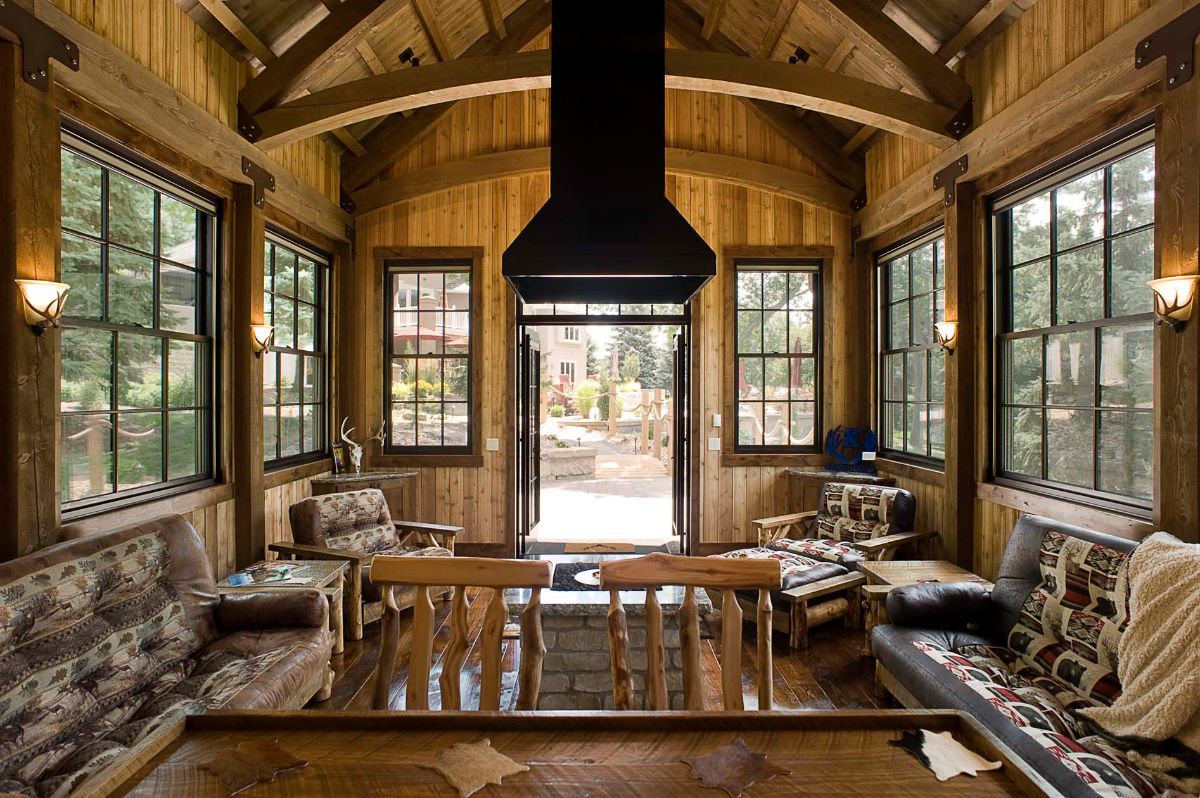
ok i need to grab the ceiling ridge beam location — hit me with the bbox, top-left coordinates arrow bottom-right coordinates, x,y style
350,146 -> 856,215
340,0 -> 551,192
805,0 -> 971,110
239,0 -> 409,115
937,0 -> 1017,65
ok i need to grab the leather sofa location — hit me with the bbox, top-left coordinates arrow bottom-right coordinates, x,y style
872,515 -> 1158,797
0,515 -> 333,797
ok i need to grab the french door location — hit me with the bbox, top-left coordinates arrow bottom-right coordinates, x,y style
516,330 -> 541,557
672,328 -> 691,554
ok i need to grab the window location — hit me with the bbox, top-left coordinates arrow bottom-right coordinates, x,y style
733,261 -> 821,450
559,361 -> 576,384
59,131 -> 218,513
562,326 -> 580,342
994,130 -> 1155,508
879,231 -> 946,462
263,231 -> 329,466
385,260 -> 474,452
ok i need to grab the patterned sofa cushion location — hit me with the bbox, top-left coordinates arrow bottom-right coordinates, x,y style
712,546 -> 848,592
813,483 -> 903,543
309,489 -> 398,554
1006,530 -> 1130,707
912,640 -> 1157,798
771,537 -> 858,564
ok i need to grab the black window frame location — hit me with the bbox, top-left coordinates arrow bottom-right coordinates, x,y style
876,227 -> 947,467
59,126 -> 221,520
991,126 -> 1156,515
383,258 -> 477,455
730,258 -> 823,455
262,228 -> 331,470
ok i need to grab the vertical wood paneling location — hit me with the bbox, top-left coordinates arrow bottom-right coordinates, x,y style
263,471 -> 332,559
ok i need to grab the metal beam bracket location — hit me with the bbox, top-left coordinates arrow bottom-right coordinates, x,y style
945,99 -> 973,139
933,156 -> 968,207
237,102 -> 263,142
340,187 -> 357,214
240,156 -> 276,209
1136,6 -> 1200,90
0,0 -> 80,91
850,189 -> 867,212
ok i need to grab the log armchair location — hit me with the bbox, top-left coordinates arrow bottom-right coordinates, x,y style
598,553 -> 781,711
370,556 -> 554,710
270,488 -> 461,641
714,482 -> 933,649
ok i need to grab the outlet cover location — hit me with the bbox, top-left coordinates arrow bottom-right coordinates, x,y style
707,437 -> 721,451
712,413 -> 722,427
486,438 -> 500,452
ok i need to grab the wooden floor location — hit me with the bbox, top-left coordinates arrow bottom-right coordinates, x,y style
313,587 -> 886,712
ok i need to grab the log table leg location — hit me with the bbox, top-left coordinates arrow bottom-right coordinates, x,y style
347,563 -> 364,641
329,577 -> 345,655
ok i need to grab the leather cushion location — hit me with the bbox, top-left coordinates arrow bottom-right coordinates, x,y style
217,589 -> 328,633
198,628 -> 332,710
885,581 -> 993,629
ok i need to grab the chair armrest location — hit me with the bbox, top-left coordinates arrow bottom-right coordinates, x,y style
885,582 -> 993,630
395,521 -> 463,551
852,530 -> 937,558
217,588 -> 328,632
752,511 -> 816,547
268,542 -> 371,563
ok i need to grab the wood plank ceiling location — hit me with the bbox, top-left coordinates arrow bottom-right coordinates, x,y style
177,0 -> 1032,199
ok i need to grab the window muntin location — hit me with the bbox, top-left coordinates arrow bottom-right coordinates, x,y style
59,133 -> 217,511
562,326 -> 580,342
559,361 -> 576,383
879,232 -> 946,462
994,133 -> 1155,507
385,262 -> 473,451
263,232 -> 329,466
733,261 -> 821,450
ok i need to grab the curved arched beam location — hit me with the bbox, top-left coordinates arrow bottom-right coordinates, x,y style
252,50 -> 959,150
350,147 -> 857,216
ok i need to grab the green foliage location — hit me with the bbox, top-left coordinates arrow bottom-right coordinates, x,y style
621,351 -> 641,382
548,405 -> 565,418
612,326 -> 670,388
574,379 -> 600,417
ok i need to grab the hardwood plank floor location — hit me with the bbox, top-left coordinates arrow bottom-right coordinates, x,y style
311,587 -> 885,711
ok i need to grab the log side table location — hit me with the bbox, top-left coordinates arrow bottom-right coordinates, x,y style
858,560 -> 992,658
218,559 -> 348,655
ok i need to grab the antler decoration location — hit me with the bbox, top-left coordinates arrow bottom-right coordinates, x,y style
340,417 -> 364,475
367,424 -> 386,445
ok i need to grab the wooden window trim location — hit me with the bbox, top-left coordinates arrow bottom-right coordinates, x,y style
374,246 -> 484,468
721,245 -> 833,467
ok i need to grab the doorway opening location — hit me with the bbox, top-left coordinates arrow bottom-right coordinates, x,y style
516,306 -> 691,558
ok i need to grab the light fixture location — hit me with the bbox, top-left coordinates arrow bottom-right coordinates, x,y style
14,279 -> 69,334
1147,275 -> 1200,332
250,324 -> 274,355
934,321 -> 958,351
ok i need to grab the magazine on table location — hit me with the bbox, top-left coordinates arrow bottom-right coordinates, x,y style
226,561 -> 312,587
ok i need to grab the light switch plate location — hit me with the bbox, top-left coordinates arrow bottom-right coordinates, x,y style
707,437 -> 721,451
862,451 -> 877,461
486,438 -> 500,452
712,413 -> 722,428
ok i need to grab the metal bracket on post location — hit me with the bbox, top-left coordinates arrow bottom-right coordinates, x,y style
945,99 -> 973,139
1136,6 -> 1200,90
237,102 -> 262,142
933,156 -> 969,207
0,0 -> 80,91
850,189 -> 867,213
340,187 -> 357,214
240,156 -> 275,209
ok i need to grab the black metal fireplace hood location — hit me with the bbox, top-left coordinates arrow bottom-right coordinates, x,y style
502,0 -> 715,305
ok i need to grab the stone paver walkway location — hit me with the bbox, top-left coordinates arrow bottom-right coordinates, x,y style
532,475 -> 673,546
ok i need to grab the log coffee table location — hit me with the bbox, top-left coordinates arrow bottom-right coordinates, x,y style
858,560 -> 992,657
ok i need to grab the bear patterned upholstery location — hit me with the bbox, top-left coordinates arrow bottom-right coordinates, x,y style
872,516 -> 1158,798
0,516 -> 331,798
811,482 -> 911,548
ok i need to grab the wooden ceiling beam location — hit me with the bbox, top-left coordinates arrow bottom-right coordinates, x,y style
194,0 -> 276,66
350,147 -> 856,215
413,0 -> 453,61
355,40 -> 387,75
239,0 -> 409,115
341,0 -> 551,191
701,0 -> 730,41
330,127 -> 369,157
664,0 -> 863,191
936,0 -> 1017,65
805,0 -> 971,109
756,0 -> 800,59
482,0 -> 507,39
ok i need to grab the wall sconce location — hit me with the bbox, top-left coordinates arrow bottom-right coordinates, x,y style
934,321 -> 958,351
1147,275 -> 1200,332
14,279 -> 70,334
250,324 -> 274,355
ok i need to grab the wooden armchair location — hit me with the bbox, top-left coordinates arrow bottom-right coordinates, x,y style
369,556 -> 554,710
717,483 -> 934,649
270,488 -> 462,641
598,553 -> 781,711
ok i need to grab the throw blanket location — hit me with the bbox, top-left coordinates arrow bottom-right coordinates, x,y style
1079,532 -> 1200,792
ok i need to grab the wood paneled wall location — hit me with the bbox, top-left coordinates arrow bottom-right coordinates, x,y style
264,471 -> 332,561
48,0 -> 341,205
347,87 -> 860,549
866,0 -> 1156,201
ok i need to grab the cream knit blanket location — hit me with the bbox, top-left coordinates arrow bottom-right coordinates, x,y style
1079,532 -> 1200,789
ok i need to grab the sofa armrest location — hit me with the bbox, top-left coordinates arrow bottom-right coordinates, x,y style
752,511 -> 816,546
852,529 -> 937,559
217,588 -> 329,632
885,581 -> 993,630
269,541 -> 372,563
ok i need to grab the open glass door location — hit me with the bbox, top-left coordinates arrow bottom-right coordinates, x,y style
672,328 -> 690,554
517,330 -> 541,557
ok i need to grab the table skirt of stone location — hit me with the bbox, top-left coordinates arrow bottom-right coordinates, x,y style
505,586 -> 713,710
